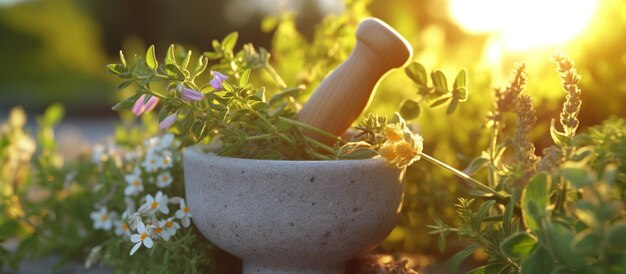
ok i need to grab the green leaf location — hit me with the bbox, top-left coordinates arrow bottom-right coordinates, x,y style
547,221 -> 583,268
465,156 -> 489,175
522,173 -> 550,232
165,64 -> 185,81
550,119 -> 571,146
146,45 -> 158,71
608,222 -> 626,248
521,246 -> 554,274
467,263 -> 507,274
500,232 -> 537,258
561,167 -> 595,188
255,87 -> 266,102
119,50 -> 127,66
250,101 -> 269,111
456,87 -> 469,102
399,99 -> 420,120
181,50 -> 192,69
203,51 -> 222,60
438,233 -> 446,253
454,69 -> 467,89
431,70 -> 448,93
42,103 -> 65,126
116,80 -> 133,90
405,61 -> 428,86
447,98 -> 459,114
240,69 -> 251,87
112,93 -> 141,111
222,81 -> 234,92
569,146 -> 594,163
573,229 -> 601,255
192,56 -> 209,79
504,189 -> 519,235
429,95 -> 451,108
472,200 -> 496,231
337,147 -> 378,160
106,64 -> 127,75
222,32 -> 239,52
166,44 -> 176,65
450,244 -> 480,274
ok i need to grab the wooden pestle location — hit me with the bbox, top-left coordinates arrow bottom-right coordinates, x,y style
296,18 -> 413,145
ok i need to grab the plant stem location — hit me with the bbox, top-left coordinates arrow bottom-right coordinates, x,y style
308,150 -> 332,160
246,134 -> 274,141
142,88 -> 167,100
303,136 -> 335,154
278,117 -> 343,144
419,152 -> 510,201
488,127 -> 499,187
263,64 -> 287,89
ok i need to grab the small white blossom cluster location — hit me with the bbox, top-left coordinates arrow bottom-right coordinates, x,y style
89,134 -> 192,256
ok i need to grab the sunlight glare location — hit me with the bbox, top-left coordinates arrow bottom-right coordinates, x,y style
449,0 -> 598,51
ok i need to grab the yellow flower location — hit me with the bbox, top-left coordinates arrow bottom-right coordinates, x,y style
382,123 -> 404,142
379,142 -> 397,162
378,123 -> 424,169
395,141 -> 416,160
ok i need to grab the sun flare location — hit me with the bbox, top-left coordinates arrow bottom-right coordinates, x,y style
449,0 -> 599,50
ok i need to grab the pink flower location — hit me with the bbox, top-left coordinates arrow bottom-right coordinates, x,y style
209,71 -> 229,90
180,87 -> 204,101
132,94 -> 160,117
159,113 -> 177,130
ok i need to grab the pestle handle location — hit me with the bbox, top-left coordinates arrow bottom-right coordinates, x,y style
296,18 -> 413,145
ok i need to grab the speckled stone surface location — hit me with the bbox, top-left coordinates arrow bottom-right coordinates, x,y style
183,145 -> 405,274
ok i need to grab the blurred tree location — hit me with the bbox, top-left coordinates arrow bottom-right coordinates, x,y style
0,0 -> 111,114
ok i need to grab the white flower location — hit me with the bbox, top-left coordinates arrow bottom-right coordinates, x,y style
158,151 -> 174,170
124,211 -> 142,231
175,199 -> 192,228
144,136 -> 160,152
163,218 -> 180,237
141,191 -> 169,215
157,133 -> 174,150
129,221 -> 154,255
154,219 -> 171,240
114,219 -> 131,237
142,151 -> 160,173
156,171 -> 173,188
91,144 -> 106,164
124,173 -> 144,196
90,207 -> 114,231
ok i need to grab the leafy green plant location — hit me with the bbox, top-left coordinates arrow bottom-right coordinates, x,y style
0,107 -> 215,273
106,32 -> 468,164
428,52 -> 626,273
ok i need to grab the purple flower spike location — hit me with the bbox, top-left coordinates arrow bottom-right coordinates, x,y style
132,94 -> 160,117
180,87 -> 204,101
159,113 -> 178,130
209,71 -> 229,90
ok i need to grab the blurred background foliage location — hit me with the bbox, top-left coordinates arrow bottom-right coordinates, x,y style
1,0 -> 625,258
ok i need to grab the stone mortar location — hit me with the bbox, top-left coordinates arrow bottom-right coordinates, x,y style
183,145 -> 405,274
